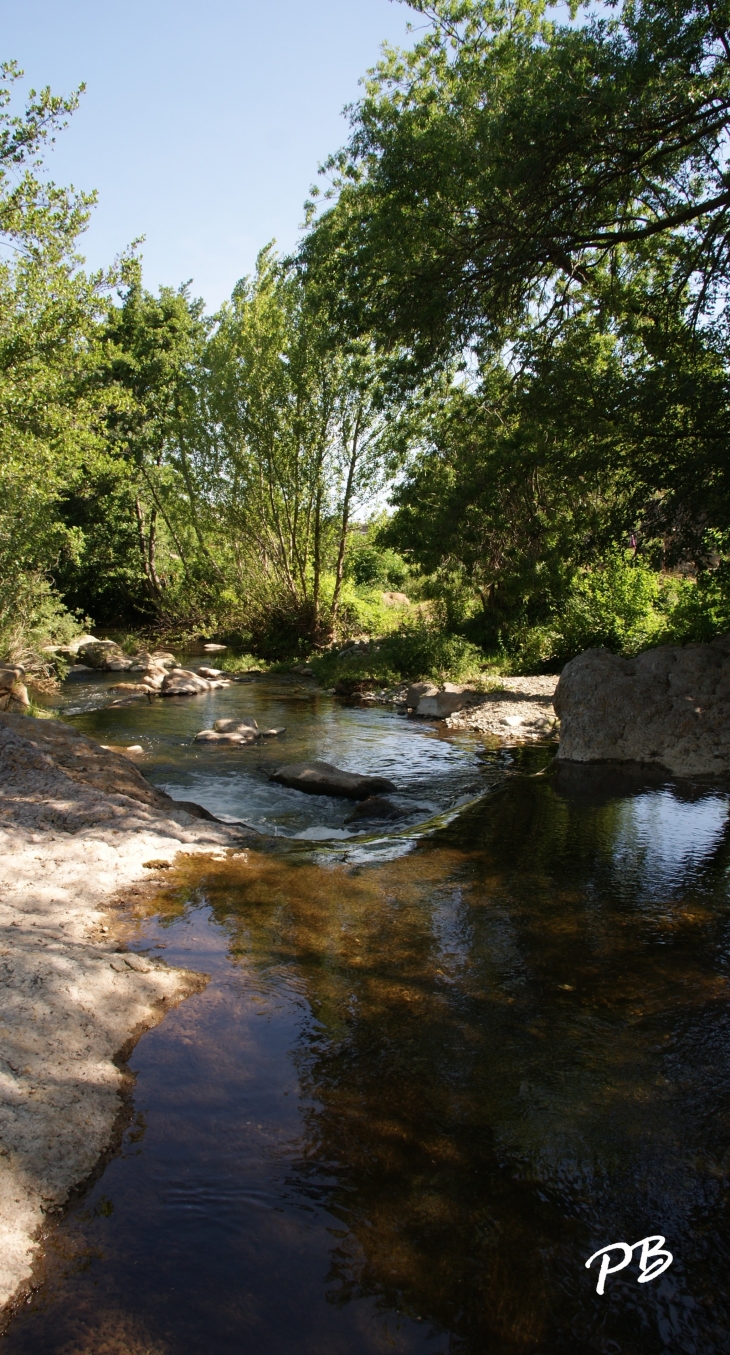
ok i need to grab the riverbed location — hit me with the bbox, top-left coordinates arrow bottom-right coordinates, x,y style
4,663 -> 730,1354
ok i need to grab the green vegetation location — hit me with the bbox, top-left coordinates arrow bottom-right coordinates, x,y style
3,2 -> 730,686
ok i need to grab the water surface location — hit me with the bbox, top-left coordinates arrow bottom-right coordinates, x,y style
6,673 -> 730,1354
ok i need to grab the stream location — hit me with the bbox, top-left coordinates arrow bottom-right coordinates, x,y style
4,658 -> 730,1354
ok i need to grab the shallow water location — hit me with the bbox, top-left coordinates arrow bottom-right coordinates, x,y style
47,661 -> 500,837
6,671 -> 730,1354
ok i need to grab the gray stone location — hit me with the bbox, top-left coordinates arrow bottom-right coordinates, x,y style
77,640 -> 127,670
406,681 -> 438,709
553,637 -> 730,775
193,728 -> 258,744
270,761 -> 396,800
161,668 -> 227,696
170,799 -> 220,821
123,954 -> 150,973
198,666 -> 224,678
415,683 -> 487,718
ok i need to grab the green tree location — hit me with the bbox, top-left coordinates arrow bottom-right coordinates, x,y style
202,249 -> 401,647
0,61 -> 110,657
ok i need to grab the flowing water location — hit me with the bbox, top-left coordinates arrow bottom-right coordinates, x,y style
4,662 -> 730,1354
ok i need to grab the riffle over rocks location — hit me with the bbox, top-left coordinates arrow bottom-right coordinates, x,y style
553,637 -> 730,776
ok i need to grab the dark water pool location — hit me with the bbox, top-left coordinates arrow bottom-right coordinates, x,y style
6,674 -> 730,1354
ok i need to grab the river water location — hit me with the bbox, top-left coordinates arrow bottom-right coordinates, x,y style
4,663 -> 730,1354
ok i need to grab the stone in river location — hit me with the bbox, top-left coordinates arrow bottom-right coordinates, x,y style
161,668 -> 228,696
203,643 -> 227,651
77,640 -> 132,671
345,795 -> 403,821
194,728 -> 258,744
553,636 -> 730,775
198,666 -> 224,678
260,727 -> 285,737
214,717 -> 258,732
269,761 -> 396,800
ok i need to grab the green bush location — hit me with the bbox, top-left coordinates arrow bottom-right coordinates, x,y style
344,540 -> 408,589
310,622 -> 487,690
662,564 -> 730,644
0,572 -> 90,666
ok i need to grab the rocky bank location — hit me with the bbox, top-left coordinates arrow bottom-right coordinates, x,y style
0,712 -> 251,1312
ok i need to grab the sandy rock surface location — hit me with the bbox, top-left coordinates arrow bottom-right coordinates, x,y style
554,638 -> 730,774
0,713 -> 250,1312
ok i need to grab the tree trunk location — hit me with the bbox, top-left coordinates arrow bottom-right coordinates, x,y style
329,408 -> 362,633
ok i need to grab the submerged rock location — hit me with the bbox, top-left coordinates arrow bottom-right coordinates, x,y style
345,795 -> 403,822
270,761 -> 396,800
554,637 -> 730,775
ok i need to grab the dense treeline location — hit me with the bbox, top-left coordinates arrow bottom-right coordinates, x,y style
3,0 -> 730,679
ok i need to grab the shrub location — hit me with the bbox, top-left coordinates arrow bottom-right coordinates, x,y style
310,622 -> 487,690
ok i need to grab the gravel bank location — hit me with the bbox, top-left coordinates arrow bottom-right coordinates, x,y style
443,675 -> 560,741
0,712 -> 251,1312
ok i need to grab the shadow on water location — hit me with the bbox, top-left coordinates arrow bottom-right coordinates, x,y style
4,726 -> 730,1352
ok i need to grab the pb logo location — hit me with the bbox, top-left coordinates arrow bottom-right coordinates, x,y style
585,1236 -> 673,1295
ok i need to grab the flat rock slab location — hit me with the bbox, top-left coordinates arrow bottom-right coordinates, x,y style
554,637 -> 730,775
0,712 -> 251,1311
270,761 -> 396,800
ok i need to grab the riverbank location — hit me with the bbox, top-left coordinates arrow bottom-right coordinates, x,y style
442,675 -> 560,741
0,712 -> 252,1313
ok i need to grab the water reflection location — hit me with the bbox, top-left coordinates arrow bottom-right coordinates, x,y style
5,769 -> 730,1354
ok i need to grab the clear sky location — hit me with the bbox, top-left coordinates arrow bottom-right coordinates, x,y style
3,0 -> 415,308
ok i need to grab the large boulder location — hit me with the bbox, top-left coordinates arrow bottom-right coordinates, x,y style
76,640 -> 131,671
270,761 -> 396,800
553,638 -> 730,775
160,667 -> 228,696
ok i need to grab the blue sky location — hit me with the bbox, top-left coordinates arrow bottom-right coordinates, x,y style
4,0 -> 415,307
